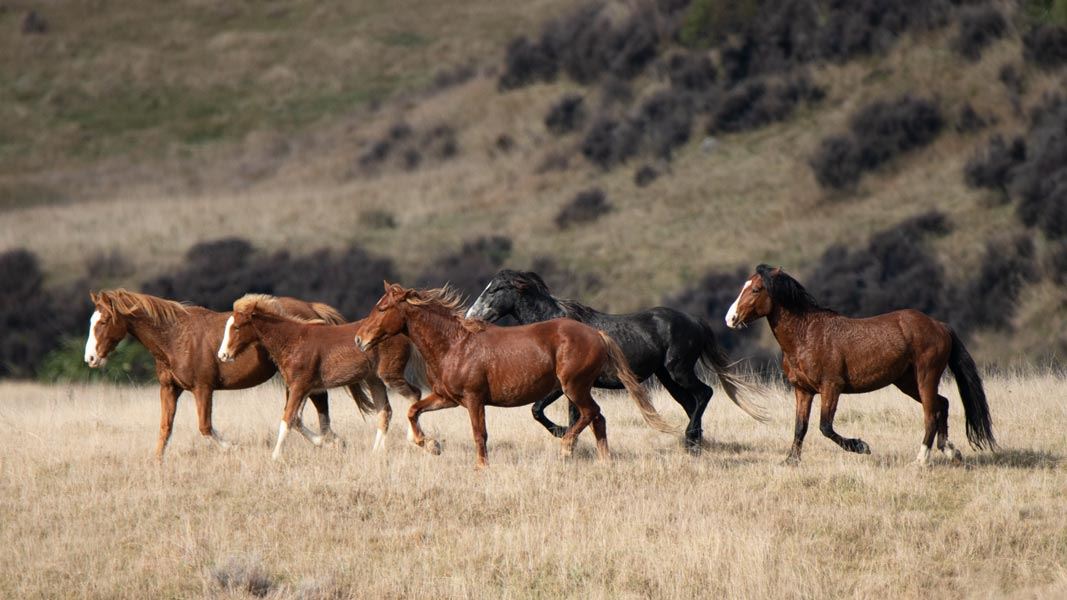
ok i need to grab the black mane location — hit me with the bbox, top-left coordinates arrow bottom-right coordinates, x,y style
756,264 -> 832,314
496,269 -> 599,319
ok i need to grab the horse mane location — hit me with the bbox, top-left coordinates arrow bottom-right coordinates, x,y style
756,264 -> 833,314
234,294 -> 325,324
98,289 -> 190,324
406,286 -> 487,332
497,269 -> 598,320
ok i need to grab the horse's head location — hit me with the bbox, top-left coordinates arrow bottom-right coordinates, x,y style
85,292 -> 128,368
725,266 -> 778,329
355,281 -> 411,351
465,269 -> 546,322
217,306 -> 257,363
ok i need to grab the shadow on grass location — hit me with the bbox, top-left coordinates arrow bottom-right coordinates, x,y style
966,447 -> 1060,469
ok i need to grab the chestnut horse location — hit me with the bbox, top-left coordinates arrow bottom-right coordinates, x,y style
355,283 -> 677,469
218,294 -> 417,459
725,265 -> 996,465
84,289 -> 419,460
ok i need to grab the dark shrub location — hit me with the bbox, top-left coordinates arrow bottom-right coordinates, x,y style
952,4 -> 1008,60
21,10 -> 47,34
955,235 -> 1039,332
498,36 -> 558,90
358,122 -> 458,173
955,103 -> 989,133
599,76 -> 635,108
415,236 -> 513,298
634,90 -> 695,160
810,134 -> 862,190
494,133 -> 516,154
581,117 -> 640,169
1023,24 -> 1067,68
545,94 -> 587,135
963,134 -> 1026,195
819,0 -> 952,63
1010,96 -> 1067,239
710,74 -> 824,133
812,95 -> 944,190
999,63 -> 1026,96
1047,241 -> 1067,285
806,211 -> 954,320
555,188 -> 613,229
634,164 -> 660,186
666,51 -> 718,92
0,250 -> 53,377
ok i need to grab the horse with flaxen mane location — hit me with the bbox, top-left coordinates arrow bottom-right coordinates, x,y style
465,269 -> 765,452
85,290 -> 345,459
217,293 -> 422,459
355,283 -> 677,469
725,265 -> 996,465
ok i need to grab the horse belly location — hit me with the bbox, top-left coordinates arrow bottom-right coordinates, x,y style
487,370 -> 558,407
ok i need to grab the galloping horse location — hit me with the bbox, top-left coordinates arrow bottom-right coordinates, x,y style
85,289 -> 346,459
355,283 -> 677,468
217,294 -> 418,459
725,265 -> 996,465
465,270 -> 765,451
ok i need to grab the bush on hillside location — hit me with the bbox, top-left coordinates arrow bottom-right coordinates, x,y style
357,122 -> 459,173
709,74 -> 824,133
955,103 -> 990,133
955,235 -> 1039,332
810,95 -> 944,190
633,90 -> 695,160
545,94 -> 587,135
415,236 -> 513,299
555,188 -> 613,229
963,134 -> 1026,196
1023,24 -> 1067,68
634,164 -> 660,186
498,36 -> 558,90
581,117 -> 640,169
953,4 -> 1008,60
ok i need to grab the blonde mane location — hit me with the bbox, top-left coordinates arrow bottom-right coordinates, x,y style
405,286 -> 487,332
233,293 -> 325,324
98,289 -> 190,324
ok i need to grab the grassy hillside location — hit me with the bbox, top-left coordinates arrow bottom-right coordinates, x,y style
3,0 -> 1067,371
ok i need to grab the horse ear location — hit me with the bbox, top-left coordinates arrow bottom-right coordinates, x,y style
383,280 -> 392,292
89,291 -> 99,304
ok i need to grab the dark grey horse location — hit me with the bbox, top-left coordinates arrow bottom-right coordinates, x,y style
465,270 -> 766,451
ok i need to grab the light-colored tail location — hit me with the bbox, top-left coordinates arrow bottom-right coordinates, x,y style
598,331 -> 678,434
698,319 -> 769,423
310,302 -> 346,325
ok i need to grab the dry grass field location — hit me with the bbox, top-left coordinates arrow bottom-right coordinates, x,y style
1,375 -> 1065,599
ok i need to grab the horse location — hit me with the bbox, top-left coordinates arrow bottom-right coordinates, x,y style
355,283 -> 677,469
464,269 -> 765,452
724,265 -> 996,465
83,289 -> 420,460
217,294 -> 418,459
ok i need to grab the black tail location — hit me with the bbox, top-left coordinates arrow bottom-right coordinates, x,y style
947,329 -> 996,451
697,320 -> 769,422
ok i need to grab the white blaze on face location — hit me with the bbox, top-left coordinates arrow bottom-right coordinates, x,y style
218,316 -> 235,361
84,311 -> 102,366
725,280 -> 752,329
465,282 -> 492,319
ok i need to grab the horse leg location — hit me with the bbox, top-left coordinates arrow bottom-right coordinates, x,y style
656,368 -> 703,453
289,394 -> 325,447
531,390 -> 568,438
894,376 -> 959,464
156,383 -> 182,461
784,388 -> 814,465
465,396 -> 490,469
308,392 -> 340,445
818,385 -> 871,456
914,368 -> 945,467
559,386 -> 599,460
363,378 -> 392,452
274,385 -> 309,460
407,392 -> 458,455
192,386 -> 233,450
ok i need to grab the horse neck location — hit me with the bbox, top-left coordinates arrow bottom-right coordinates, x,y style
123,313 -> 179,362
250,315 -> 301,360
516,292 -> 566,322
402,305 -> 467,371
766,305 -> 816,356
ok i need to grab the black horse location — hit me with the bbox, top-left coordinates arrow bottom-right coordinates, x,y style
465,270 -> 766,451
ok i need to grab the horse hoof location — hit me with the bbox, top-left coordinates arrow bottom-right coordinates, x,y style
425,439 -> 442,455
685,442 -> 703,456
854,440 -> 871,455
782,454 -> 801,466
549,427 -> 568,439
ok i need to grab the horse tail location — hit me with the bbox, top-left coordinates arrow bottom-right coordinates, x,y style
947,328 -> 997,451
697,319 -> 769,423
598,331 -> 678,434
403,342 -> 431,391
309,302 -> 346,325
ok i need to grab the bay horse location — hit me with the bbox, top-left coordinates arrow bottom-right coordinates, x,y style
355,283 -> 677,469
724,265 -> 996,465
217,294 -> 418,459
465,269 -> 765,452
83,289 -> 420,460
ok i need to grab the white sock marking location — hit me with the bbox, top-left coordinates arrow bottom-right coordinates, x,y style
407,422 -> 417,443
725,280 -> 751,329
373,429 -> 385,451
272,421 -> 290,460
916,444 -> 931,466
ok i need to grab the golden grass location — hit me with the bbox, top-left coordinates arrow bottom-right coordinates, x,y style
1,375 -> 1065,598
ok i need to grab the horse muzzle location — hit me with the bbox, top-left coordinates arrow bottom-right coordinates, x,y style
217,351 -> 235,363
85,355 -> 107,368
354,334 -> 378,352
